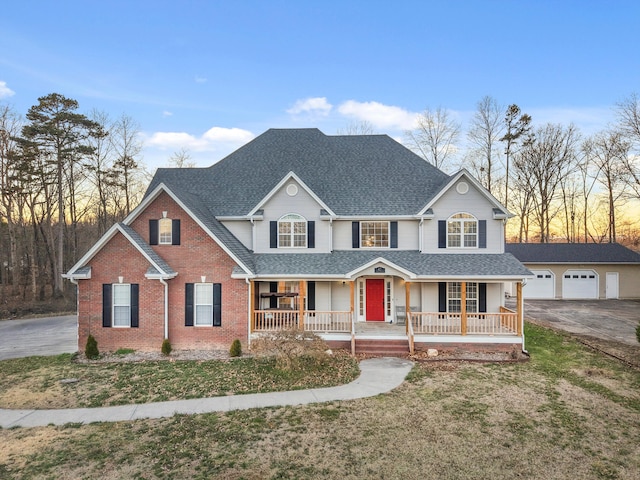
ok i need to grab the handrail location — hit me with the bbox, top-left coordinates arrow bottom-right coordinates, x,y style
407,311 -> 415,355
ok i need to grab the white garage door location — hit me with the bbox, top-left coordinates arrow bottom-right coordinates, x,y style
562,270 -> 598,299
523,270 -> 555,299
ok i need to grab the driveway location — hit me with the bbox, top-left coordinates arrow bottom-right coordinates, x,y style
522,299 -> 640,346
0,315 -> 77,360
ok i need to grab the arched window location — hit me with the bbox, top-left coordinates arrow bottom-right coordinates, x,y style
447,213 -> 477,248
278,214 -> 307,248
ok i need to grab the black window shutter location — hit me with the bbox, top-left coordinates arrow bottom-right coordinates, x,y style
130,284 -> 139,328
390,221 -> 398,248
149,219 -> 159,245
269,282 -> 278,309
213,283 -> 222,327
479,283 -> 487,313
352,222 -> 360,248
270,221 -> 277,248
185,283 -> 194,326
307,221 -> 315,248
102,284 -> 112,327
479,220 -> 487,249
438,282 -> 447,313
307,281 -> 316,311
172,219 -> 181,245
438,221 -> 446,249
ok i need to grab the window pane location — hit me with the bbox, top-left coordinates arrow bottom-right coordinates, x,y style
464,234 -> 477,247
196,283 -> 213,304
114,306 -> 130,326
113,284 -> 130,304
360,222 -> 389,247
195,305 -> 213,325
159,218 -> 172,244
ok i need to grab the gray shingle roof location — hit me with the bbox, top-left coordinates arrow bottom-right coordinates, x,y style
119,223 -> 176,276
505,243 -> 640,264
252,251 -> 531,278
147,128 -> 451,217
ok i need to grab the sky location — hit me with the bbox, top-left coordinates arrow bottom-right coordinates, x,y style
1,0 -> 639,172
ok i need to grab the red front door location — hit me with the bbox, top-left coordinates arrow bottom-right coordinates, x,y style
366,279 -> 385,321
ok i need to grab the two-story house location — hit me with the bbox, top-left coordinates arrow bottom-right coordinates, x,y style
64,128 -> 532,355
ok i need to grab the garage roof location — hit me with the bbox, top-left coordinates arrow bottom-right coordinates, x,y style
505,243 -> 640,264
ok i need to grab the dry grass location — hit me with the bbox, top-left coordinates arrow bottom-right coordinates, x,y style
1,323 -> 639,479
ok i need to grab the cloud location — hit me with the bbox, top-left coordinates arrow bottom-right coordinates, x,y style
162,110 -> 173,117
195,76 -> 207,84
146,127 -> 255,152
337,100 -> 418,130
0,81 -> 15,98
287,97 -> 333,116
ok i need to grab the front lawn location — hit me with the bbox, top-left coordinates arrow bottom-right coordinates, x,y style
0,352 -> 359,409
1,323 -> 639,479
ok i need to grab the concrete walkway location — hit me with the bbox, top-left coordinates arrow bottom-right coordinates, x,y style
0,357 -> 413,428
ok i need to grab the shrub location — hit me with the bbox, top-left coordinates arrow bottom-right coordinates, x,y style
636,322 -> 640,344
251,328 -> 330,371
230,339 -> 242,357
85,335 -> 99,360
161,339 -> 172,356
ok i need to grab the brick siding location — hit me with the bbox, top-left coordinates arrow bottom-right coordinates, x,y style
77,191 -> 248,353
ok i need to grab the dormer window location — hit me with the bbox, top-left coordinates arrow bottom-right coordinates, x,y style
447,213 -> 477,248
278,214 -> 307,248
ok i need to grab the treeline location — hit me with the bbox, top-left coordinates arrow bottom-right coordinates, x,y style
2,92 -> 640,307
402,95 -> 640,246
0,94 -> 148,305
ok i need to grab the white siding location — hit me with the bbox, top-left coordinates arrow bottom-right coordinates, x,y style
330,281 -> 352,310
254,179 -> 331,253
422,179 -> 504,254
315,282 -> 332,311
333,221 -> 353,250
332,219 -> 419,250
220,220 -> 252,250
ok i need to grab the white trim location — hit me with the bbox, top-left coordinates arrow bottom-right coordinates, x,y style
247,172 -> 335,217
359,220 -> 390,249
417,169 -> 511,217
345,257 -> 416,280
65,223 -> 176,279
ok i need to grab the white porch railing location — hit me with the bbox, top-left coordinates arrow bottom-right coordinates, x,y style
304,311 -> 352,332
254,309 -> 519,336
408,310 -> 518,335
253,310 -> 351,333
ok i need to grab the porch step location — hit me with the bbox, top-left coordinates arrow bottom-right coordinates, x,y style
354,339 -> 410,357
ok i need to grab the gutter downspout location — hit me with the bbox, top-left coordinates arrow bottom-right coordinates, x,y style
159,278 -> 169,340
419,218 -> 424,252
245,278 -> 252,348
70,277 -> 80,348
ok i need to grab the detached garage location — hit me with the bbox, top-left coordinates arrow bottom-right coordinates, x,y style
506,243 -> 640,300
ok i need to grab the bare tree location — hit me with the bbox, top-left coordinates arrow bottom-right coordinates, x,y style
336,120 -> 376,135
111,114 -> 142,215
466,96 -> 504,194
404,107 -> 460,170
512,123 -> 580,242
582,130 -> 631,243
168,147 -> 197,168
615,93 -> 640,199
0,103 -> 23,294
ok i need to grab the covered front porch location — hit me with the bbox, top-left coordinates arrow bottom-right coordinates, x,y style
248,278 -> 524,354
